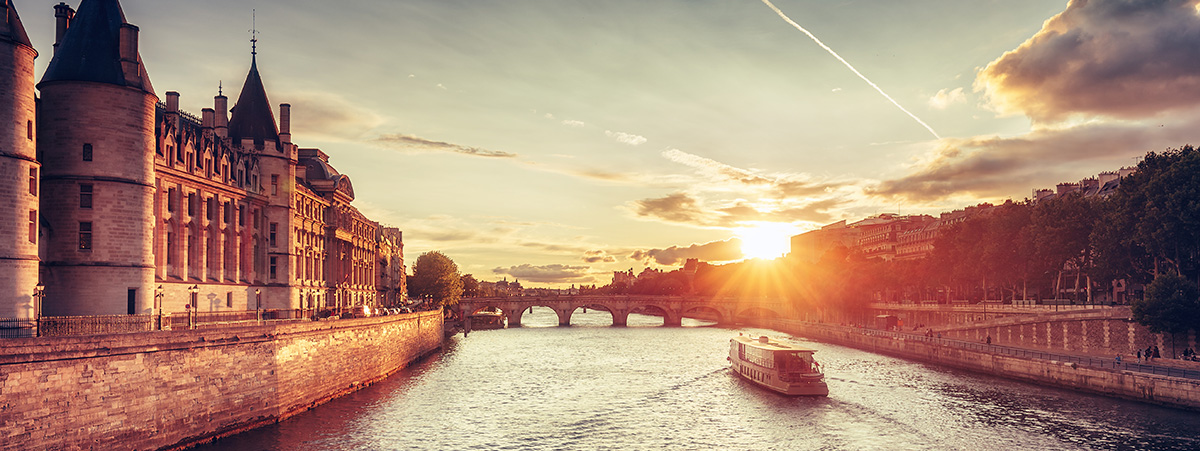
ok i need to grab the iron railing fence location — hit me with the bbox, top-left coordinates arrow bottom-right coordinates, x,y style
0,317 -> 36,338
0,308 -> 356,338
39,314 -> 154,337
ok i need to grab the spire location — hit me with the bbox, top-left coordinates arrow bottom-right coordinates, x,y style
0,0 -> 34,50
39,0 -> 152,94
227,15 -> 278,146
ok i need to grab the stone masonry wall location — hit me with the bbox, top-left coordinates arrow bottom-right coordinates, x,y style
766,319 -> 1200,412
0,311 -> 442,450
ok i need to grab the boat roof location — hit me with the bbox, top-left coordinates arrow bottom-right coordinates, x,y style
732,335 -> 816,353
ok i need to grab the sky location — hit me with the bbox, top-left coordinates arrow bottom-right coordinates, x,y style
16,0 -> 1200,287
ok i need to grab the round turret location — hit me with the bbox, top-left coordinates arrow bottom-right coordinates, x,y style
0,0 -> 41,322
36,0 -> 157,315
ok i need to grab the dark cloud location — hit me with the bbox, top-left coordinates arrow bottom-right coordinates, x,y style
582,250 -> 617,263
632,192 -> 840,227
492,264 -> 592,283
374,133 -> 517,158
634,193 -> 704,224
870,119 -> 1199,201
978,0 -> 1200,122
629,239 -> 743,266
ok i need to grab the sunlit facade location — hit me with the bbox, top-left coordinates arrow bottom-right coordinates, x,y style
0,0 -> 404,317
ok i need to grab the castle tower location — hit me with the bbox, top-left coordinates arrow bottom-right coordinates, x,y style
0,0 -> 40,320
227,50 -> 299,309
37,0 -> 157,315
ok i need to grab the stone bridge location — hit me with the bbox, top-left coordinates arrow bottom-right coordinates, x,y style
458,295 -> 789,327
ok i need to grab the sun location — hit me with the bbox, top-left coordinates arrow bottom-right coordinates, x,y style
735,222 -> 798,260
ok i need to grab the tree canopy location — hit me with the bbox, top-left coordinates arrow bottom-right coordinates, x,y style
408,251 -> 464,308
1132,271 -> 1200,336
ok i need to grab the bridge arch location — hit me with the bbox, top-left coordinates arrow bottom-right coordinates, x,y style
627,302 -> 682,327
680,305 -> 725,325
733,306 -> 781,324
505,303 -> 573,327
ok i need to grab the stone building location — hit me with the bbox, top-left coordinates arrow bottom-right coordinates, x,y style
0,0 -> 404,318
0,0 -> 39,319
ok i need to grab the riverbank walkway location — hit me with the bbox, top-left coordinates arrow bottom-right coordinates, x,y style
779,320 -> 1200,381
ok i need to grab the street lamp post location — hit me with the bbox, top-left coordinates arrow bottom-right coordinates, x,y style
33,284 -> 44,337
154,285 -> 164,330
188,285 -> 199,329
255,289 -> 262,323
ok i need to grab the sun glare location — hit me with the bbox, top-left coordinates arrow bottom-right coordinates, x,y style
735,222 -> 798,260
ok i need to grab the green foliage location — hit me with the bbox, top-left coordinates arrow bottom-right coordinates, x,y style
460,274 -> 480,297
408,251 -> 464,308
1133,271 -> 1200,335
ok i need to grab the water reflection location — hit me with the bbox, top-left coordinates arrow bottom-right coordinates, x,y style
199,310 -> 1200,451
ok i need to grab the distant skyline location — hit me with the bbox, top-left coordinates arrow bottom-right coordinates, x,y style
18,0 -> 1200,286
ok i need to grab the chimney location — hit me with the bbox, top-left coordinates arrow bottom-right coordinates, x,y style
201,108 -> 214,129
214,94 -> 228,138
118,24 -> 141,86
279,103 -> 291,145
54,3 -> 74,54
166,91 -> 180,113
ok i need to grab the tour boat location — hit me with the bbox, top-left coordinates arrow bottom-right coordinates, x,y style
729,335 -> 828,396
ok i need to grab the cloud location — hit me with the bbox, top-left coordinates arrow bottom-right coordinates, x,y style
630,192 -> 841,228
582,250 -> 617,263
659,148 -> 835,196
629,238 -> 744,266
977,0 -> 1200,122
373,134 -> 517,158
561,119 -> 586,127
928,87 -> 966,110
662,149 -> 771,186
284,91 -> 384,141
492,264 -> 592,283
605,130 -> 648,146
870,117 -> 1200,201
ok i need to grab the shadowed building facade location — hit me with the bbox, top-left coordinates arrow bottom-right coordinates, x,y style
0,0 -> 404,317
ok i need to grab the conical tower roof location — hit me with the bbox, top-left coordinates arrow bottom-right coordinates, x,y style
0,0 -> 34,50
228,55 -> 279,144
39,0 -> 152,94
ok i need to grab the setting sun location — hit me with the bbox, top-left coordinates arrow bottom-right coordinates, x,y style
735,222 -> 798,260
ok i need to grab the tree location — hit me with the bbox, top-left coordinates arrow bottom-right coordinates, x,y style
1029,194 -> 1099,302
1133,271 -> 1200,357
408,251 -> 464,309
460,274 -> 480,297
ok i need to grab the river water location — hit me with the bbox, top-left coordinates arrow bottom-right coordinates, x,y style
199,309 -> 1200,450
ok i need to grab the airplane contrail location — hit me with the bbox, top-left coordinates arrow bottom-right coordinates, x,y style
759,0 -> 942,140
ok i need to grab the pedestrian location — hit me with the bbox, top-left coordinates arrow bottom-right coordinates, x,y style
1115,354 -> 1122,364
1146,345 -> 1154,362
986,335 -> 992,345
1154,346 -> 1161,359
1137,349 -> 1142,363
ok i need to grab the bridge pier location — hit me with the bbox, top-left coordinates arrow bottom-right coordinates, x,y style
664,314 -> 682,327
506,308 -> 523,327
557,308 -> 572,327
611,310 -> 628,327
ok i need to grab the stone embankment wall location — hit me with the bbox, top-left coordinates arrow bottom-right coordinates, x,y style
767,319 -> 1200,411
0,311 -> 443,450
